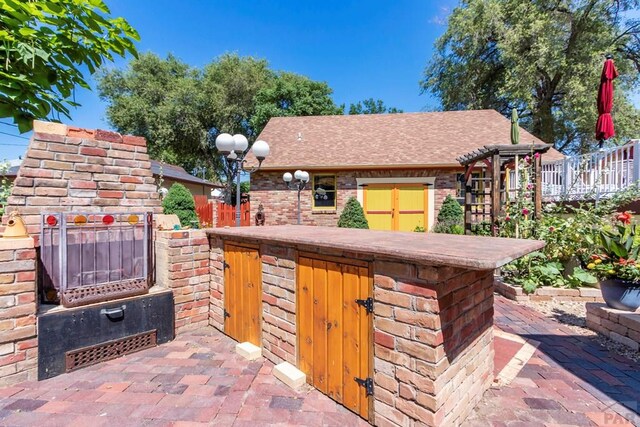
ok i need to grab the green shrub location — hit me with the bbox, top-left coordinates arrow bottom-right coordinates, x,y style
338,197 -> 369,229
433,195 -> 463,234
162,183 -> 199,227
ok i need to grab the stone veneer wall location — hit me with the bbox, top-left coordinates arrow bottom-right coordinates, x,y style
0,238 -> 37,386
586,303 -> 640,351
2,120 -> 161,239
249,169 -> 459,227
155,230 -> 210,333
208,237 -> 494,426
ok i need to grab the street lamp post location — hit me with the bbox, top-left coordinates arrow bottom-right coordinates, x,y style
215,133 -> 270,227
283,170 -> 309,225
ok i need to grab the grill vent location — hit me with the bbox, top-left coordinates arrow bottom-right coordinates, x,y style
65,330 -> 157,372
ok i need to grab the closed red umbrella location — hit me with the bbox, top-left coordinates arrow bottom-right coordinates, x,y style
595,56 -> 618,145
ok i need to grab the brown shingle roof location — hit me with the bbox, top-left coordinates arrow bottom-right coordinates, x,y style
251,110 -> 563,170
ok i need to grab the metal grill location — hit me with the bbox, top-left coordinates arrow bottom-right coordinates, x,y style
65,330 -> 157,372
40,212 -> 153,307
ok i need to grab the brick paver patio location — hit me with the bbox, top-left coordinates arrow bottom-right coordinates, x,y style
0,328 -> 368,427
465,295 -> 640,426
1,295 -> 639,426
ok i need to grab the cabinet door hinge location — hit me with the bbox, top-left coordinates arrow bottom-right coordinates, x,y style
355,297 -> 374,314
354,377 -> 374,396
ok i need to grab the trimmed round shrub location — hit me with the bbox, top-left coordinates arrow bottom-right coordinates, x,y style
338,197 -> 369,229
433,194 -> 463,234
162,183 -> 199,227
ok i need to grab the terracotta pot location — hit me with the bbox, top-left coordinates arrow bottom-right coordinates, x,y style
600,279 -> 640,311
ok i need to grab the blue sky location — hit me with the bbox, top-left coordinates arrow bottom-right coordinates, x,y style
0,1 -> 638,160
1,0 -> 455,159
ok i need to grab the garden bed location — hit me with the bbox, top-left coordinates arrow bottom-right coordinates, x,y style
496,278 -> 603,302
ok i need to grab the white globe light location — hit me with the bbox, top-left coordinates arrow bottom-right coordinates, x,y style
283,172 -> 293,183
300,171 -> 310,183
294,170 -> 303,180
251,140 -> 270,160
232,134 -> 248,152
215,133 -> 234,153
227,151 -> 238,160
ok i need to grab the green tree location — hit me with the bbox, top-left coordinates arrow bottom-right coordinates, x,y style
162,183 -> 199,227
337,197 -> 369,229
0,0 -> 139,132
421,0 -> 640,152
348,98 -> 402,115
0,160 -> 13,217
433,195 -> 464,234
98,53 -> 343,196
250,72 -> 343,132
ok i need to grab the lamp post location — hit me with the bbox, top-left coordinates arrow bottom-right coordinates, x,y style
283,170 -> 309,225
215,133 -> 270,227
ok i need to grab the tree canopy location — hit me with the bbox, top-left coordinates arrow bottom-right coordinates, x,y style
98,52 -> 342,187
421,0 -> 640,153
0,0 -> 139,132
348,98 -> 402,115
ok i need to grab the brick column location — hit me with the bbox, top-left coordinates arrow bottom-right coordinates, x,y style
155,230 -> 210,334
0,237 -> 37,386
261,244 -> 296,365
372,262 -> 494,427
209,236 -> 225,331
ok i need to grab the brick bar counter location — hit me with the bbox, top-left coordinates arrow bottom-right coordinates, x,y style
207,226 -> 542,426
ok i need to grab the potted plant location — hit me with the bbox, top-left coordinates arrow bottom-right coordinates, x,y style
587,211 -> 640,311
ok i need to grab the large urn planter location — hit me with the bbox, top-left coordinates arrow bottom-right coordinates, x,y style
600,279 -> 640,311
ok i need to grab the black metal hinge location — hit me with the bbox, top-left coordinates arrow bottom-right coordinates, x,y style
355,297 -> 374,314
354,377 -> 374,396
223,261 -> 230,270
224,309 -> 231,319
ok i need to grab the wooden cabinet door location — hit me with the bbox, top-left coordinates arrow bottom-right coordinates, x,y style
224,243 -> 262,346
297,254 -> 372,420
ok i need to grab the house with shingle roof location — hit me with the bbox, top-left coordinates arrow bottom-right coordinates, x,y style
248,110 -> 563,231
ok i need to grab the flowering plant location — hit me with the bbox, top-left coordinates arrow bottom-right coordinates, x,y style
586,211 -> 640,284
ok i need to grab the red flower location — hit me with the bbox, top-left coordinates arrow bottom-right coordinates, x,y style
522,208 -> 530,216
616,211 -> 632,225
548,226 -> 555,232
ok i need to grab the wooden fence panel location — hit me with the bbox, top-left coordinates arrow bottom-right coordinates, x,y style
194,195 -> 214,227
216,201 -> 251,227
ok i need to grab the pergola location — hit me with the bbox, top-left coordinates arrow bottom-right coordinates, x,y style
457,144 -> 552,236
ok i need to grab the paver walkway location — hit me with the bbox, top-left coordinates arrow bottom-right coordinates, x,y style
465,295 -> 640,426
1,296 -> 639,426
0,328 -> 367,427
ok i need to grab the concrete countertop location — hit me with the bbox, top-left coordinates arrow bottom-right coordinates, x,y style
205,225 -> 544,270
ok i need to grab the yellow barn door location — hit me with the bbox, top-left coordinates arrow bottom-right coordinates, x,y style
363,185 -> 394,230
364,184 -> 428,232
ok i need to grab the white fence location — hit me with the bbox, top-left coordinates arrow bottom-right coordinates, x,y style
541,140 -> 640,201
